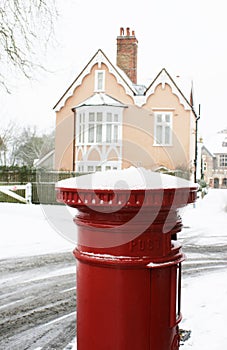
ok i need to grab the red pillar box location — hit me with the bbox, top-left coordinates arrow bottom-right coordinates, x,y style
56,168 -> 198,350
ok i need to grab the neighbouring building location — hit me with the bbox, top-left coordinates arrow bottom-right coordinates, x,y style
201,129 -> 227,188
53,28 -> 197,179
33,150 -> 55,170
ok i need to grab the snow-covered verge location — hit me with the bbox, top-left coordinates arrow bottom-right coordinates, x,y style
0,188 -> 226,349
0,203 -> 75,259
179,189 -> 227,349
181,270 -> 227,349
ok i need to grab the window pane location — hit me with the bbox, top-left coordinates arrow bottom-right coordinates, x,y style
156,125 -> 162,144
79,125 -> 82,143
97,72 -> 104,90
107,113 -> 112,122
114,125 -> 118,142
82,124 -> 85,143
96,124 -> 102,143
165,126 -> 170,144
114,114 -> 118,122
96,166 -> 102,172
106,124 -> 112,142
97,112 -> 102,122
89,113 -> 95,122
88,125 -> 94,142
157,114 -> 162,123
88,166 -> 94,172
165,114 -> 170,123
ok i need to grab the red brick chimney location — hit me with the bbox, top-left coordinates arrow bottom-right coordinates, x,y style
116,27 -> 138,84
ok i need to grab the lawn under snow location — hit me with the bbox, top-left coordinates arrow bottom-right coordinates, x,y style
0,188 -> 227,349
0,203 -> 76,259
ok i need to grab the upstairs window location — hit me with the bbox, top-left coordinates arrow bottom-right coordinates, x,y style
77,110 -> 120,145
219,154 -> 227,167
95,70 -> 105,92
88,112 -> 103,143
154,112 -> 172,146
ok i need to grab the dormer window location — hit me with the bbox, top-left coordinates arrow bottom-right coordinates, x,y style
95,70 -> 105,92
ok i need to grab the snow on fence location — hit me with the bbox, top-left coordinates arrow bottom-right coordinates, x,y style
0,183 -> 32,204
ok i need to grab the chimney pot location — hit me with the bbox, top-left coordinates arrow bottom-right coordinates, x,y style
116,28 -> 138,84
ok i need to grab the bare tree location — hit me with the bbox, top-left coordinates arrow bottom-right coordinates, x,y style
14,126 -> 54,167
0,120 -> 20,165
0,122 -> 54,166
0,0 -> 57,91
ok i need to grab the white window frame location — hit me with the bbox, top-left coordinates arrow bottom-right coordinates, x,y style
76,107 -> 122,146
75,105 -> 123,173
219,154 -> 227,167
154,112 -> 172,146
76,161 -> 120,173
94,70 -> 105,92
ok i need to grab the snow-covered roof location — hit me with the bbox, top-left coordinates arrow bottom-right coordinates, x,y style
205,130 -> 227,154
53,50 -> 195,113
72,93 -> 127,110
33,150 -> 55,168
145,68 -> 194,111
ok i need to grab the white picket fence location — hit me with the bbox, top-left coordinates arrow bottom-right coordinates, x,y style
0,183 -> 32,204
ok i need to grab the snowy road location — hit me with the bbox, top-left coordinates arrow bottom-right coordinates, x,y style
182,244 -> 227,276
0,244 -> 226,350
0,252 -> 76,350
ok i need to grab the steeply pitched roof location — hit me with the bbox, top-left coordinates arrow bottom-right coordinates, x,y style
145,68 -> 194,112
53,49 -> 137,111
205,130 -> 227,154
53,50 -> 195,114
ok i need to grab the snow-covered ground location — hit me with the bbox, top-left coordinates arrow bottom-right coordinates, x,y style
179,189 -> 227,349
0,189 -> 227,349
0,203 -> 76,259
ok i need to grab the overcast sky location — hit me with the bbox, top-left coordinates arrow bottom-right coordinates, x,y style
1,0 -> 227,144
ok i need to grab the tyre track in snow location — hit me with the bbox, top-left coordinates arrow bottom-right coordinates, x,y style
0,252 -> 76,350
0,245 -> 226,349
181,243 -> 227,276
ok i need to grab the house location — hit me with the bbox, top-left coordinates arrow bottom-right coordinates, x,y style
201,129 -> 227,188
33,149 -> 55,170
53,28 -> 197,179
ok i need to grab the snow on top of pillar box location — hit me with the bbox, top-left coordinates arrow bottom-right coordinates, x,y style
56,167 -> 198,190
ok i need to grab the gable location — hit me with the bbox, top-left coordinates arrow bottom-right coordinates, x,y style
53,49 -> 136,111
145,68 -> 193,111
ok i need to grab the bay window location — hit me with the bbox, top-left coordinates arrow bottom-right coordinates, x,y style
77,109 -> 121,145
